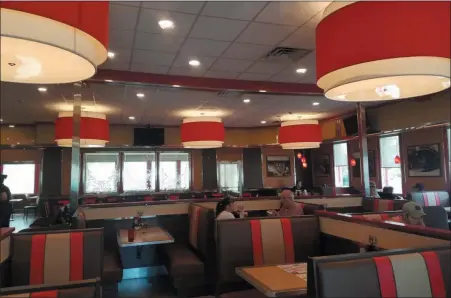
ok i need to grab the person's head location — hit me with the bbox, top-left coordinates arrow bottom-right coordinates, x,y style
402,201 -> 426,226
296,180 -> 303,188
413,183 -> 425,191
0,174 -> 6,185
382,186 -> 394,194
369,181 -> 377,196
216,198 -> 235,217
280,188 -> 295,206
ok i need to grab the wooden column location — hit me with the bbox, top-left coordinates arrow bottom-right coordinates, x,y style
357,103 -> 370,196
69,83 -> 82,211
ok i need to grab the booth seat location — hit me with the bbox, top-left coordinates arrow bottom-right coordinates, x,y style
309,245 -> 450,297
345,211 -> 403,222
407,191 -> 450,207
2,229 -> 104,298
362,198 -> 407,212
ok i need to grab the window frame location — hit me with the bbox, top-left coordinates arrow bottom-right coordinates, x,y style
83,152 -> 120,194
122,152 -> 157,193
379,134 -> 403,194
217,161 -> 243,193
1,161 -> 39,195
333,142 -> 350,187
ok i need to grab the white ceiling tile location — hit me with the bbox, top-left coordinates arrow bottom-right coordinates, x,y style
168,67 -> 206,77
99,60 -> 130,71
131,50 -> 176,66
210,58 -> 253,72
201,1 -> 268,20
189,17 -> 248,41
172,55 -> 217,69
280,27 -> 316,50
134,32 -> 185,53
109,4 -> 139,30
179,38 -> 230,57
130,64 -> 170,74
137,9 -> 196,36
99,49 -> 132,70
236,23 -> 296,45
113,1 -> 141,8
109,29 -> 135,49
245,61 -> 286,75
255,2 -> 330,26
204,70 -> 240,79
222,43 -> 273,60
237,73 -> 272,81
141,1 -> 205,14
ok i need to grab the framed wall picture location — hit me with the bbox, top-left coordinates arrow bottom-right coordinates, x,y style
314,154 -> 331,177
352,150 -> 376,178
266,156 -> 291,177
407,144 -> 441,177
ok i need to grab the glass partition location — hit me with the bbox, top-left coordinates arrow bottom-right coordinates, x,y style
380,135 -> 402,193
159,152 -> 190,191
333,142 -> 349,187
84,153 -> 119,193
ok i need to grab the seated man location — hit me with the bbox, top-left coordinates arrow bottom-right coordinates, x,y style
402,201 -> 426,226
269,188 -> 304,217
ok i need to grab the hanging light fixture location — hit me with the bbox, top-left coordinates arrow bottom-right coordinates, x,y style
316,2 -> 450,102
297,152 -> 303,159
181,117 -> 225,148
1,2 -> 109,84
302,162 -> 308,168
278,120 -> 322,149
55,112 -> 109,147
350,159 -> 357,167
394,155 -> 401,164
301,157 -> 307,163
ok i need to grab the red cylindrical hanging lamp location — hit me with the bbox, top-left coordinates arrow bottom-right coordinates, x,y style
55,112 -> 109,147
394,155 -> 401,164
0,2 -> 109,84
278,120 -> 322,149
316,1 -> 450,102
181,117 -> 225,149
350,159 -> 356,167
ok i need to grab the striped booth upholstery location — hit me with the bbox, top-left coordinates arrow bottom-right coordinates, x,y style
362,198 -> 407,212
408,191 -> 450,207
216,216 -> 320,285
9,229 -> 103,290
349,211 -> 403,222
309,246 -> 450,297
188,204 -> 215,260
0,280 -> 99,298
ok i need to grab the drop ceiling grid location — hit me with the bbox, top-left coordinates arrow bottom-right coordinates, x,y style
105,1 -> 330,83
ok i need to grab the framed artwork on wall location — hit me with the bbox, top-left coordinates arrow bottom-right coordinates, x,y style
352,150 -> 376,178
314,154 -> 331,177
266,156 -> 291,177
407,144 -> 441,177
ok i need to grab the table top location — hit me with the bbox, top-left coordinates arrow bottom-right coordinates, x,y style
236,263 -> 307,297
117,226 -> 174,247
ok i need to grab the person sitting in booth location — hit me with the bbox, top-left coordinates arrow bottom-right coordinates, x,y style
216,198 -> 246,220
369,181 -> 380,198
268,188 -> 304,217
412,183 -> 425,192
402,201 -> 426,226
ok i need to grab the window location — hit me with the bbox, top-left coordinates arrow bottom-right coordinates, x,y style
159,152 -> 190,191
123,153 -> 156,192
333,143 -> 349,187
2,163 -> 36,194
380,135 -> 402,194
218,162 -> 241,193
84,153 -> 119,193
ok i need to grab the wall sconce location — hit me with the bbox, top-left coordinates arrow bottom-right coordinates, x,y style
350,158 -> 356,167
394,155 -> 401,164
302,162 -> 308,168
297,152 -> 302,159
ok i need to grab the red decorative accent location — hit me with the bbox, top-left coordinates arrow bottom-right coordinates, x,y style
422,193 -> 430,207
30,234 -> 46,285
350,159 -> 356,167
0,2 -> 109,48
373,256 -> 397,298
296,153 -> 302,159
55,116 -> 109,141
433,192 -> 441,206
169,195 -> 179,200
394,155 -> 401,164
300,157 -> 307,163
70,232 -> 83,281
278,124 -> 322,145
420,251 -> 446,298
280,219 -> 294,263
31,291 -> 58,298
316,2 -> 450,80
181,121 -> 225,143
250,220 -> 263,265
302,162 -> 308,168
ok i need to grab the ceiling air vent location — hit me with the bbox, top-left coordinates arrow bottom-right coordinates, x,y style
264,47 -> 311,62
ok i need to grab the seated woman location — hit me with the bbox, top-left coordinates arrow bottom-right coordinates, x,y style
268,188 -> 304,217
216,198 -> 246,220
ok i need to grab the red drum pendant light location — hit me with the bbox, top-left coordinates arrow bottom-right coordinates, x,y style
278,120 -> 322,149
316,1 -> 450,102
181,117 -> 225,149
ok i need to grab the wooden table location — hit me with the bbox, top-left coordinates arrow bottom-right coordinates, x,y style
236,264 -> 307,297
117,226 -> 174,248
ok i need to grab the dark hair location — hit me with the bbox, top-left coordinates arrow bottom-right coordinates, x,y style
216,198 -> 233,217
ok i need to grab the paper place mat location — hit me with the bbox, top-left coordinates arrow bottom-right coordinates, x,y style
277,263 -> 307,281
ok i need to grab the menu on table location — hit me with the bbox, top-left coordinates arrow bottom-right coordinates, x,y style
277,263 -> 307,281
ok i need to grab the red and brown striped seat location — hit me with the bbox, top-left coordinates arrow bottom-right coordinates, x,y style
408,191 -> 450,207
0,279 -> 98,298
310,246 -> 450,297
348,211 -> 404,222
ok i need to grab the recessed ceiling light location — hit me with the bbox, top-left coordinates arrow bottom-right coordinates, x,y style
38,87 -> 47,92
312,102 -> 320,106
158,19 -> 174,29
107,51 -> 115,58
189,60 -> 200,67
0,119 -> 3,122
129,116 -> 135,120
105,79 -> 113,83
243,99 -> 251,103
261,120 -> 266,124
136,93 -> 145,98
259,90 -> 267,93
9,124 -> 15,128
296,68 -> 307,74
173,85 -> 181,88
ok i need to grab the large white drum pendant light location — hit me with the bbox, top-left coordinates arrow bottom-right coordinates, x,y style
316,1 -> 450,102
0,2 -> 109,84
181,117 -> 225,149
278,120 -> 322,149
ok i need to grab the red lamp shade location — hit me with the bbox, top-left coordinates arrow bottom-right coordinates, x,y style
1,2 -> 109,84
350,159 -> 356,167
181,117 -> 225,148
301,157 -> 307,163
278,120 -> 322,149
394,155 -> 401,164
302,162 -> 308,168
55,112 -> 109,147
316,2 -> 450,102
296,152 -> 303,159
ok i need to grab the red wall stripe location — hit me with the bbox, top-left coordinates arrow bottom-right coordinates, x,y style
433,192 -> 441,206
70,232 -> 84,281
29,234 -> 46,285
250,220 -> 263,265
373,200 -> 380,211
387,200 -> 394,211
373,256 -> 397,298
422,193 -> 430,206
380,214 -> 389,220
31,290 -> 58,298
420,252 -> 446,298
280,219 -> 295,263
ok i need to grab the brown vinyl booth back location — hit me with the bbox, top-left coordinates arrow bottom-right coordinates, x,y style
407,191 -> 450,207
346,211 -> 404,222
362,198 -> 407,212
216,216 -> 320,284
9,229 -> 103,287
188,204 -> 216,264
309,246 -> 450,297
